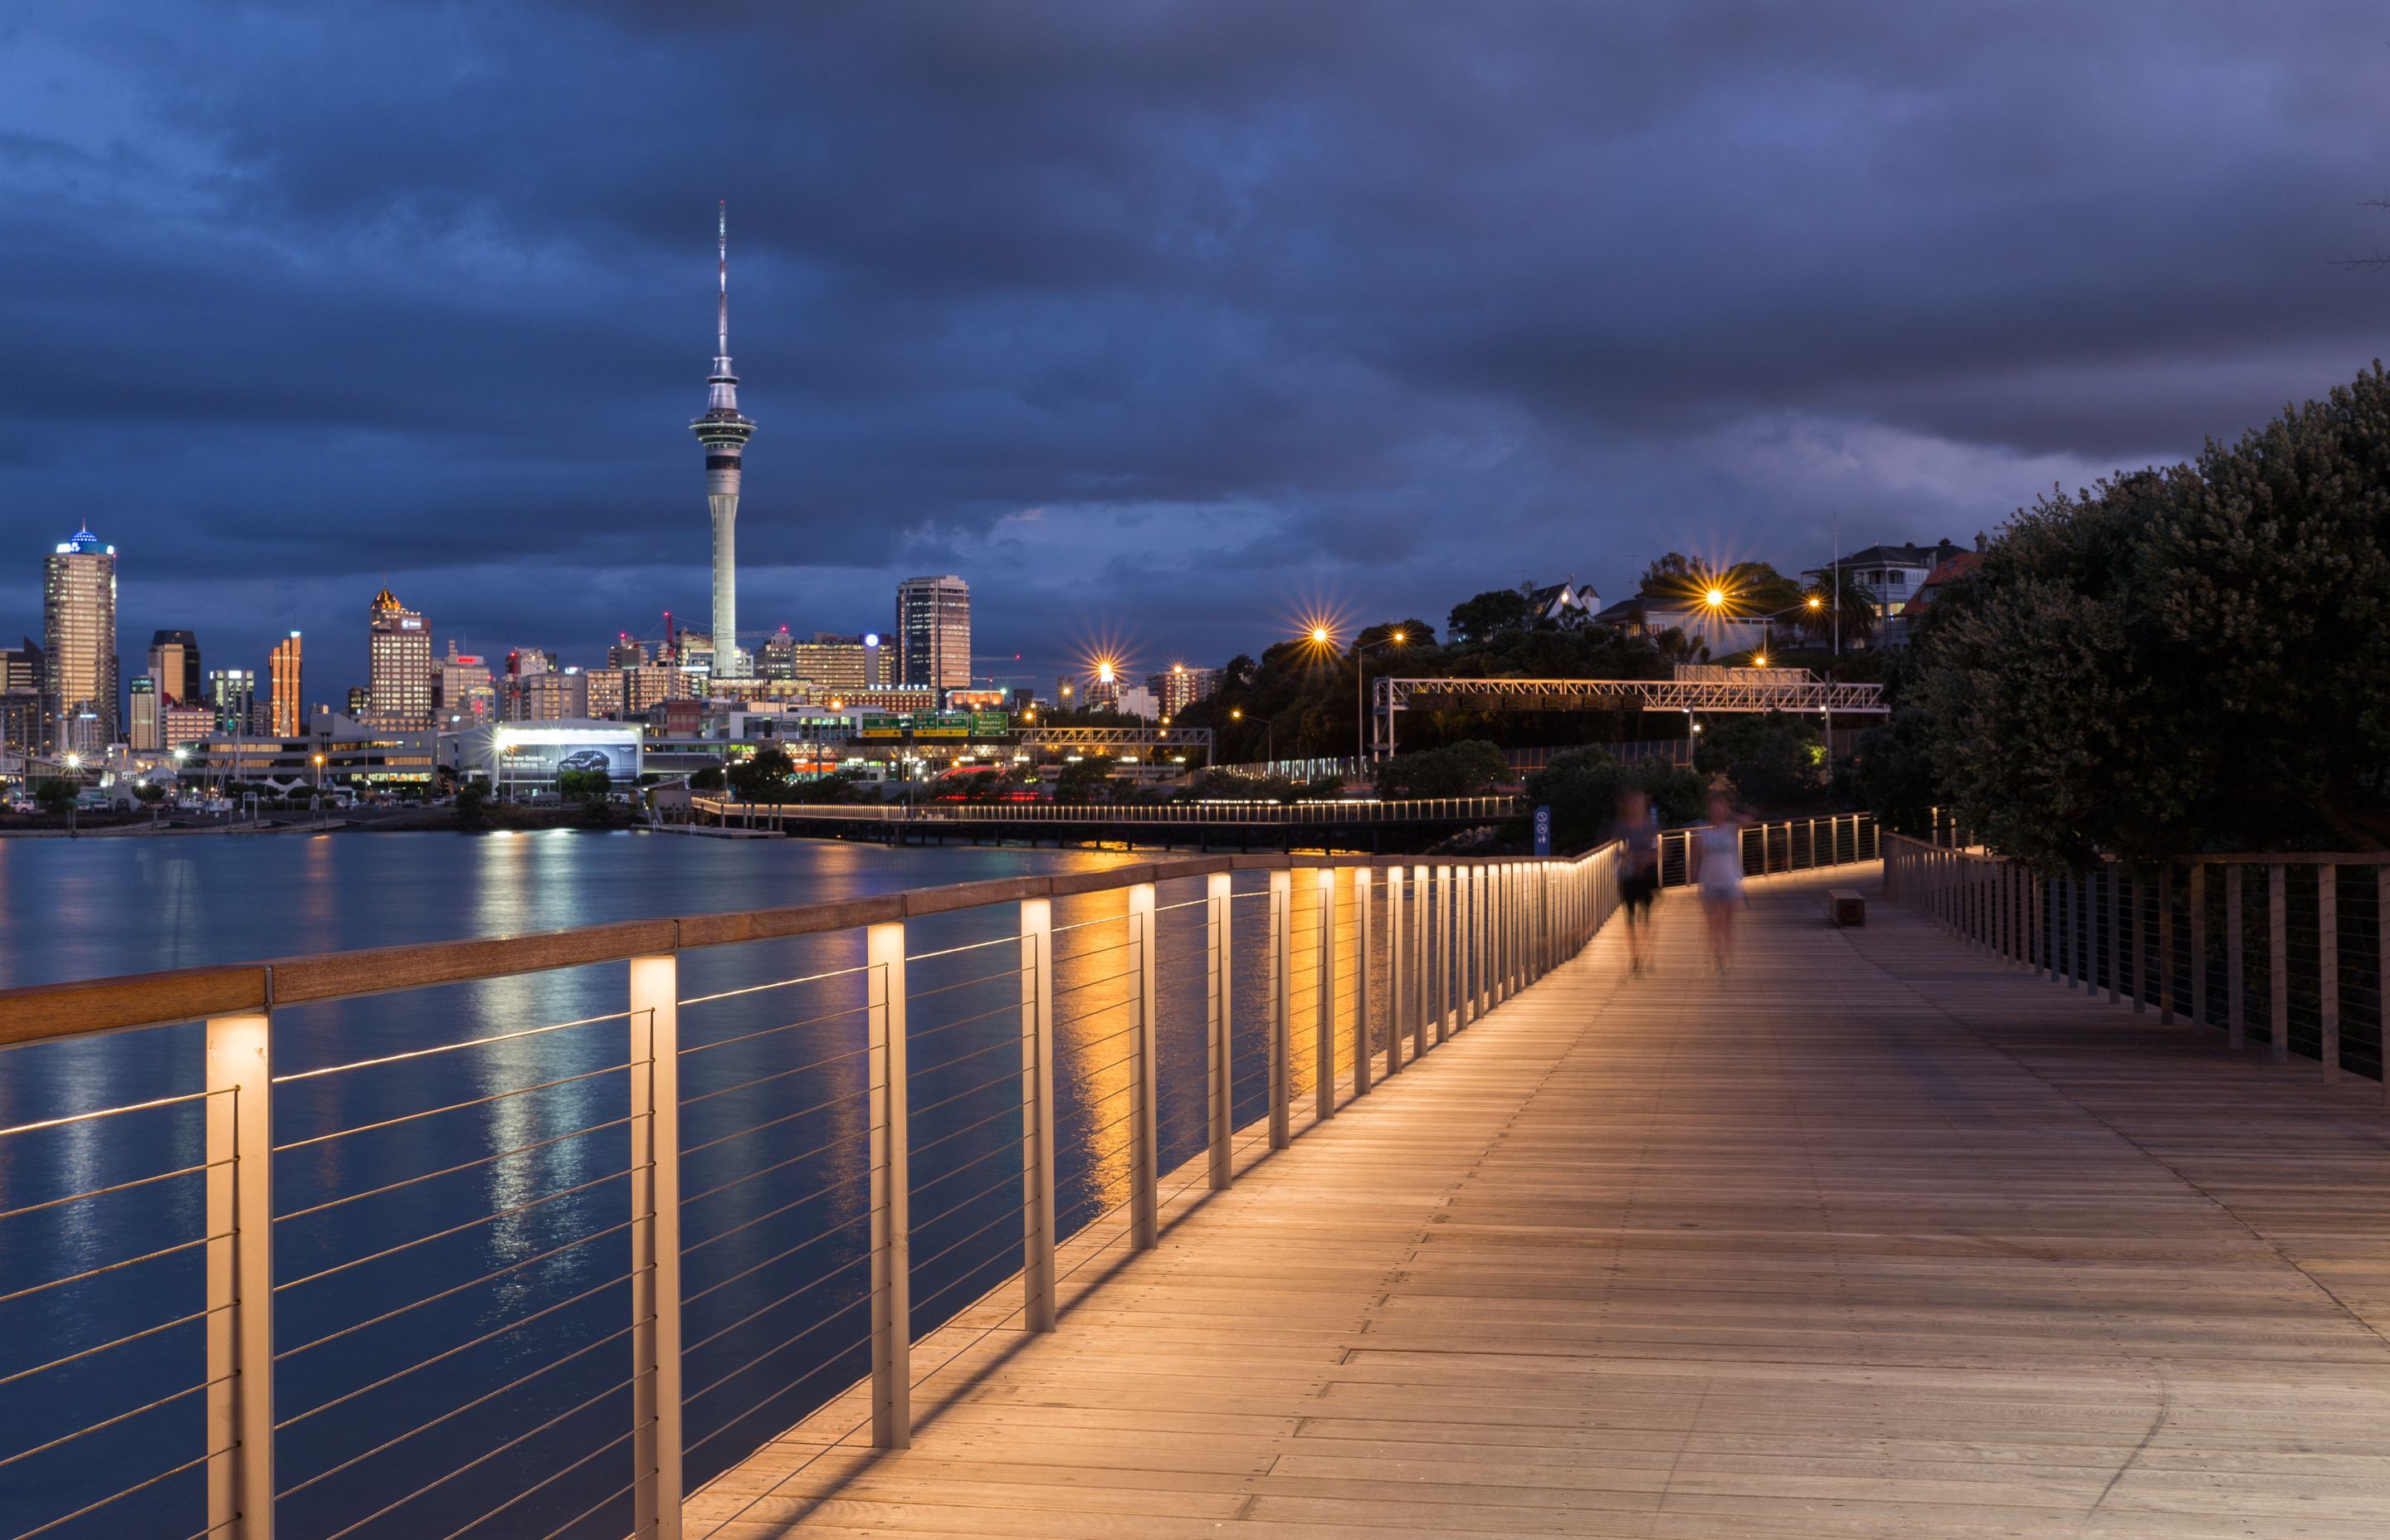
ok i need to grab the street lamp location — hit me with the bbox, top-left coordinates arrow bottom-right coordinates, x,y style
62,752 -> 80,837
1352,628 -> 1407,768
1230,705 -> 1277,765
312,753 -> 326,826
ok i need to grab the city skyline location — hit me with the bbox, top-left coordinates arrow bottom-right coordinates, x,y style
4,6 -> 2385,691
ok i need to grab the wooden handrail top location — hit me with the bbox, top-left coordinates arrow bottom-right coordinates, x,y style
0,844 -> 1618,1050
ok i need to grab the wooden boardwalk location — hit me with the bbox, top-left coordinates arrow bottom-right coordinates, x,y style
688,865 -> 2390,1538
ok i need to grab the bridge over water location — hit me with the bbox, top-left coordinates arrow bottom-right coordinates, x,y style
3,836 -> 2387,1539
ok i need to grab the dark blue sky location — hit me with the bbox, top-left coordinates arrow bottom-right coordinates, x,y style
2,2 -> 2384,694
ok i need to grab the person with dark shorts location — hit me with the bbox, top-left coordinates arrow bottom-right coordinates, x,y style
1614,787 -> 1661,974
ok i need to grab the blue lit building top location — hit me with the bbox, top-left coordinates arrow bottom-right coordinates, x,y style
54,527 -> 114,556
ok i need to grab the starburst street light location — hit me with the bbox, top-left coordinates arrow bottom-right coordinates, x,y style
1705,587 -> 1728,609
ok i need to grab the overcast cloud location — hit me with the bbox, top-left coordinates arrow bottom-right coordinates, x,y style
1,2 -> 2384,689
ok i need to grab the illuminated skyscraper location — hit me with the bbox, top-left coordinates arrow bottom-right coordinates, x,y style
41,526 -> 116,752
895,575 -> 970,692
367,587 -> 433,729
270,631 -> 303,737
690,202 -> 755,679
148,630 -> 201,709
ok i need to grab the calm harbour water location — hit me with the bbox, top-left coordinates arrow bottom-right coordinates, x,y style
0,831 -> 1323,1540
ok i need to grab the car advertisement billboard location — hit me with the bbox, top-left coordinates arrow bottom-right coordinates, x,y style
494,729 -> 641,781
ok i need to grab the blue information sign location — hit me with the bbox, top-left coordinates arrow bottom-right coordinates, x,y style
1533,804 -> 1552,856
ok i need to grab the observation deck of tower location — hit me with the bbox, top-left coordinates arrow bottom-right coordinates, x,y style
690,200 -> 754,679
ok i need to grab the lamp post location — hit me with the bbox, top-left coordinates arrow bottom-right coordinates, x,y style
63,752 -> 80,838
312,752 -> 326,826
1230,706 -> 1276,768
1351,629 -> 1407,772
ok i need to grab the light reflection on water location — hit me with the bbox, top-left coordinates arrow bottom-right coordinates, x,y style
0,832 -> 1338,1539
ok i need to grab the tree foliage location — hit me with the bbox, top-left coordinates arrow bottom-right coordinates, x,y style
1522,749 -> 1705,852
32,779 -> 78,816
1373,740 -> 1510,799
725,746 -> 795,802
1880,363 -> 2390,865
1694,712 -> 1825,809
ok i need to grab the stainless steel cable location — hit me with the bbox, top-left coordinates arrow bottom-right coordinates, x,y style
676,1042 -> 871,1111
0,1157 -> 222,1225
680,1083 -> 871,1161
683,1247 -> 877,1358
276,1115 -> 634,1224
275,1318 -> 642,1503
683,1206 -> 875,1308
272,1060 -> 636,1153
276,1165 -> 638,1297
275,1268 -> 638,1431
676,998 -> 869,1060
680,961 -> 871,1008
278,1215 -> 637,1361
272,1010 -> 633,1084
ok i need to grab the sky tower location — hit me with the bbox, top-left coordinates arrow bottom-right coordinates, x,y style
691,201 -> 754,678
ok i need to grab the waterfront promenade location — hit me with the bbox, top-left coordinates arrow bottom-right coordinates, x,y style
691,866 -> 2390,1538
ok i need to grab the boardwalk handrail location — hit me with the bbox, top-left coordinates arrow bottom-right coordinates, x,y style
0,829 -> 1883,1539
690,794 -> 1524,828
1883,832 -> 2389,1104
1656,812 -> 1879,889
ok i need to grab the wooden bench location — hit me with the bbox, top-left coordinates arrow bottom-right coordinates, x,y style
1828,888 -> 1866,927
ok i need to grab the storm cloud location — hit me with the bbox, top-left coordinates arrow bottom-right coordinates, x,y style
1,1 -> 2383,687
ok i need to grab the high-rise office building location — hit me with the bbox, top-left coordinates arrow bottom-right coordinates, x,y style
608,638 -> 651,670
895,576 -> 970,692
206,669 -> 258,735
161,704 -> 216,750
270,631 -> 303,737
129,675 -> 159,751
690,203 -> 755,680
42,527 -> 117,752
433,642 -> 495,728
366,588 -> 432,729
1152,664 -> 1219,719
1,637 -> 41,695
148,630 -> 201,708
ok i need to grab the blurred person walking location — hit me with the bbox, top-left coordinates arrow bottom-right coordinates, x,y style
1613,787 -> 1661,974
1689,787 -> 1751,972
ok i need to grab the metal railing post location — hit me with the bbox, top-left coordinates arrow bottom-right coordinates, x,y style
627,956 -> 684,1538
206,1011 -> 275,1540
1354,865 -> 1374,1096
866,921 -> 911,1448
2128,872 -> 2144,1012
1206,874 -> 1233,1187
2319,865 -> 2339,1080
1315,865 -> 1338,1121
1270,868 -> 1292,1148
1020,899 -> 1058,1325
2378,868 -> 2390,1108
2189,864 -> 2208,1030
2106,868 -> 2122,1005
2158,865 -> 2176,1024
2267,863 -> 2288,1065
1129,881 -> 1159,1248
2226,865 -> 2246,1050
1436,865 -> 1456,1042
1385,865 -> 1405,1078
1413,863 -> 1432,1060
1458,865 -> 1477,1026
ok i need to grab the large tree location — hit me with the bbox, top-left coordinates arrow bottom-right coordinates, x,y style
1887,363 -> 2390,865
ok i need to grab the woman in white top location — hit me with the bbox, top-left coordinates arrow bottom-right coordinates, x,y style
1689,788 -> 1750,972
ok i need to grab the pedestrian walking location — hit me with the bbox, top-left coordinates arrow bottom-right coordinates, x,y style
1690,787 -> 1751,972
1613,787 -> 1661,974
